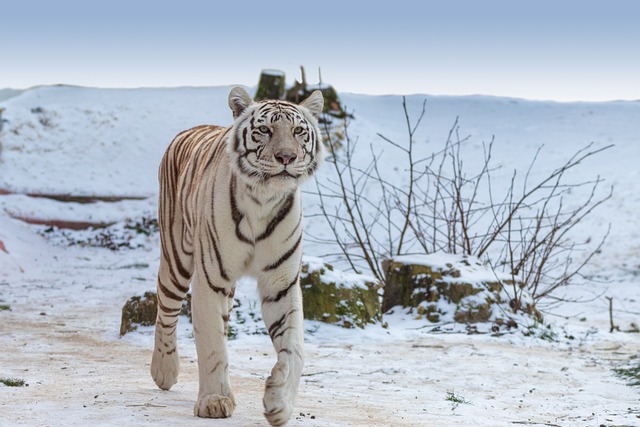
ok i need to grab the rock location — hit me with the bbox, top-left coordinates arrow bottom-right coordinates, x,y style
119,291 -> 158,336
382,253 -> 537,325
300,257 -> 382,328
120,256 -> 383,335
382,259 -> 489,312
453,301 -> 492,323
181,293 -> 192,322
119,290 -> 192,336
416,303 -> 442,323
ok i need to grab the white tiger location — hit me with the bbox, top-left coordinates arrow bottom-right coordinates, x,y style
150,87 -> 324,426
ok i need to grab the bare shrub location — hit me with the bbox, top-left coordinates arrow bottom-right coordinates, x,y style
308,97 -> 612,312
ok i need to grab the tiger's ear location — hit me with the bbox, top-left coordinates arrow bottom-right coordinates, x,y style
300,90 -> 324,119
228,87 -> 253,119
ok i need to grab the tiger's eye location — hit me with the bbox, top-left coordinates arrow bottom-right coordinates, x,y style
258,125 -> 270,133
293,126 -> 304,135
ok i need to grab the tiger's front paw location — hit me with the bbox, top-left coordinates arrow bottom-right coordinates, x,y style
194,393 -> 235,418
150,348 -> 179,390
263,362 -> 295,426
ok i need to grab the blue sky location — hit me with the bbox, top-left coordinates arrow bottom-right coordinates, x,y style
2,0 -> 639,101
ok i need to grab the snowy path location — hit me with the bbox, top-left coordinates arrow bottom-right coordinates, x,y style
0,221 -> 638,426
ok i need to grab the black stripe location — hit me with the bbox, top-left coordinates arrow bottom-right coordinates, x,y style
201,129 -> 229,172
158,311 -> 180,319
267,309 -> 296,339
268,313 -> 287,338
159,158 -> 190,283
256,193 -> 294,241
157,298 -> 181,315
273,327 -> 291,340
167,233 -> 191,281
236,155 -> 266,182
264,234 -> 302,271
206,185 -> 230,281
170,271 -> 190,294
248,191 -> 262,206
158,318 -> 179,329
209,282 -> 230,296
229,174 -> 254,245
201,226 -> 229,283
262,275 -> 299,304
285,213 -> 302,242
158,278 -> 183,302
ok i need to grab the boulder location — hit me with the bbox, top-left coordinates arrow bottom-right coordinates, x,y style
119,290 -> 192,336
301,257 -> 382,328
120,256 -> 384,335
382,253 -> 533,325
119,291 -> 158,336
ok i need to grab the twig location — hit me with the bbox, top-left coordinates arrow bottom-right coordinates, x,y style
126,403 -> 167,408
606,296 -> 619,333
301,370 -> 338,377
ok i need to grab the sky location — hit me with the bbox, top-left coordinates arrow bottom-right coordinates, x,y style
1,0 -> 639,101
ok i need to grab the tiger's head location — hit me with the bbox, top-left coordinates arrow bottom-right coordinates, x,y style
227,87 -> 324,192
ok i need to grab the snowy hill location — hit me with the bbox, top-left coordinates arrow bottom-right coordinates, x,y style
3,85 -> 637,270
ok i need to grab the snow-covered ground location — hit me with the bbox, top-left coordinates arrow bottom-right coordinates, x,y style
0,86 -> 639,426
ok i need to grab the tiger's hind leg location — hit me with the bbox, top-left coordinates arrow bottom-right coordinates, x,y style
258,271 -> 305,426
150,189 -> 193,390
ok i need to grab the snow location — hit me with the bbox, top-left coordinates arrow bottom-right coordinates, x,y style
302,256 -> 377,290
0,85 -> 639,426
262,69 -> 286,77
391,253 -> 512,284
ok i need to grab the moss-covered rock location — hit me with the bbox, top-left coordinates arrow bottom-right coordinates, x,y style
180,292 -> 192,322
382,258 -> 492,312
121,257 -> 384,335
453,301 -> 492,323
381,261 -> 438,313
120,290 -> 192,336
416,303 -> 443,323
381,253 -> 536,326
301,257 -> 382,328
120,291 -> 158,336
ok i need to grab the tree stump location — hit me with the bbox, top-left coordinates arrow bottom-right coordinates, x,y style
254,69 -> 286,101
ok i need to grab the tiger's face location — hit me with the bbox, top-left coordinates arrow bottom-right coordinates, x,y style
227,87 -> 324,192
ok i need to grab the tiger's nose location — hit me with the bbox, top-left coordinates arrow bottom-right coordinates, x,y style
274,151 -> 297,165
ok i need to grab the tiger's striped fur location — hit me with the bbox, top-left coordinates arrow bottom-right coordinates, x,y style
150,87 -> 323,426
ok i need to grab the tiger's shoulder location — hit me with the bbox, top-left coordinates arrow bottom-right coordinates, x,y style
165,124 -> 231,173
